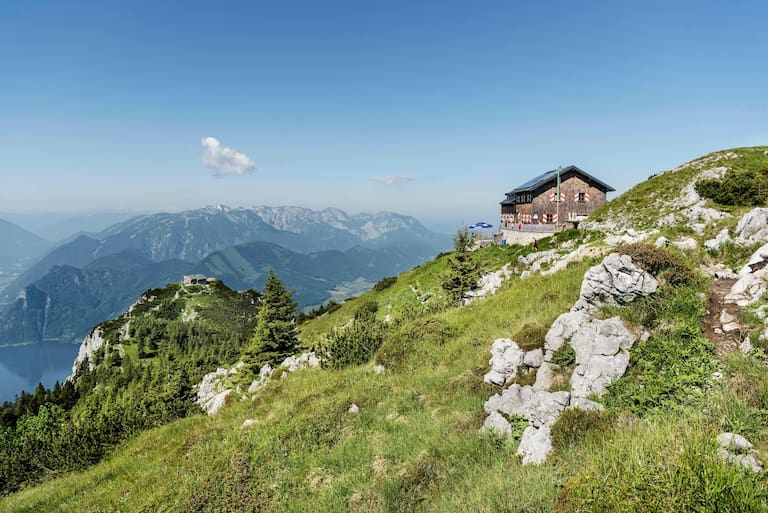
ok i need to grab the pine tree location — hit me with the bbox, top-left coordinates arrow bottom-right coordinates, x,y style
243,269 -> 299,372
442,227 -> 480,304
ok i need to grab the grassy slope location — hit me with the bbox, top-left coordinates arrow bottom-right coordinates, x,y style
4,147 -> 768,512
589,146 -> 768,233
2,248 -> 592,512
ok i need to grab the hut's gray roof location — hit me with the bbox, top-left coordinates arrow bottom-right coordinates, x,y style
505,165 -> 615,195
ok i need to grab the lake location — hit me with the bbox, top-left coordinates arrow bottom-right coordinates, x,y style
0,341 -> 80,404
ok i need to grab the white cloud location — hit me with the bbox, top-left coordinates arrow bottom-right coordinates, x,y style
201,136 -> 256,177
370,175 -> 414,186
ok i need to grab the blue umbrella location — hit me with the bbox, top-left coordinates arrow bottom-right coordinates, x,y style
469,222 -> 493,229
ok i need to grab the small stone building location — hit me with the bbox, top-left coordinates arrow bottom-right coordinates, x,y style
500,166 -> 614,227
183,274 -> 209,286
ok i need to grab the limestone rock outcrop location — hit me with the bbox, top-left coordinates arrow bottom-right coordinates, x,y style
485,385 -> 571,429
671,237 -> 698,251
464,264 -> 514,304
483,338 -> 524,386
725,242 -> 768,306
482,253 -> 654,465
572,253 -> 658,313
195,352 -> 321,415
569,317 -> 637,398
735,208 -> 768,245
196,366 -> 239,415
704,228 -> 732,250
71,326 -> 106,376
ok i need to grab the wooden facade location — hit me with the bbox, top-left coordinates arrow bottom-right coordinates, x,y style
500,166 -> 614,226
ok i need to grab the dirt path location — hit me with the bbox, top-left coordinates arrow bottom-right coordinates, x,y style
703,278 -> 741,358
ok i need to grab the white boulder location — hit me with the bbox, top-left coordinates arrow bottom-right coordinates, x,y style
717,432 -> 764,473
280,351 -> 321,372
725,242 -> 768,306
569,317 -> 637,398
524,348 -> 544,368
573,253 -> 658,313
483,338 -> 525,386
735,208 -> 768,244
481,410 -> 513,437
543,311 -> 591,356
671,237 -> 698,251
203,389 -> 232,415
517,425 -> 553,465
464,264 -> 514,304
704,228 -> 732,250
484,385 -> 570,429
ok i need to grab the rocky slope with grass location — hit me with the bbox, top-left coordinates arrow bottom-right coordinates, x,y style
2,147 -> 768,512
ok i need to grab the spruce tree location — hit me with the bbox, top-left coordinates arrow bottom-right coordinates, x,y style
442,227 -> 480,304
243,269 -> 299,372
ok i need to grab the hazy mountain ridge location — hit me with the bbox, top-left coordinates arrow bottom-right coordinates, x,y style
0,252 -> 191,345
2,206 -> 448,303
0,219 -> 51,268
250,205 -> 435,241
193,240 -> 422,306
0,212 -> 143,243
0,240 -> 431,345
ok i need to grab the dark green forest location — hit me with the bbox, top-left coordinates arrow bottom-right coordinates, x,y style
0,280 -> 263,494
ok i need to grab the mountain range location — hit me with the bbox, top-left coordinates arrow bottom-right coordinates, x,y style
0,206 -> 450,345
0,211 -> 143,244
0,219 -> 51,269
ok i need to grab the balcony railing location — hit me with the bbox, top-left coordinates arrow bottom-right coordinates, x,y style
499,222 -> 558,233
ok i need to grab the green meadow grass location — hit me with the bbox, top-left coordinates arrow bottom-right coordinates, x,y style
7,243 -> 765,512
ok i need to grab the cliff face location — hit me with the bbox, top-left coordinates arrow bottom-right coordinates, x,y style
71,326 -> 105,376
0,286 -> 48,344
0,256 -> 192,345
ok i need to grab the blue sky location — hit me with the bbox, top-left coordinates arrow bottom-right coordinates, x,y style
1,0 -> 766,232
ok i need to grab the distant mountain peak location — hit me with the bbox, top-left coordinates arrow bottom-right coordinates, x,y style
201,204 -> 233,213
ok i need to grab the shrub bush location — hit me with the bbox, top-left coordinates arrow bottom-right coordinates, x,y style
513,323 -> 549,351
321,304 -> 386,369
400,317 -> 454,345
618,243 -> 695,286
550,408 -> 614,451
373,276 -> 397,292
695,168 -> 768,207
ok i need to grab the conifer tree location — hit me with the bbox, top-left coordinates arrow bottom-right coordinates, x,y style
442,227 -> 480,304
243,269 -> 299,372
